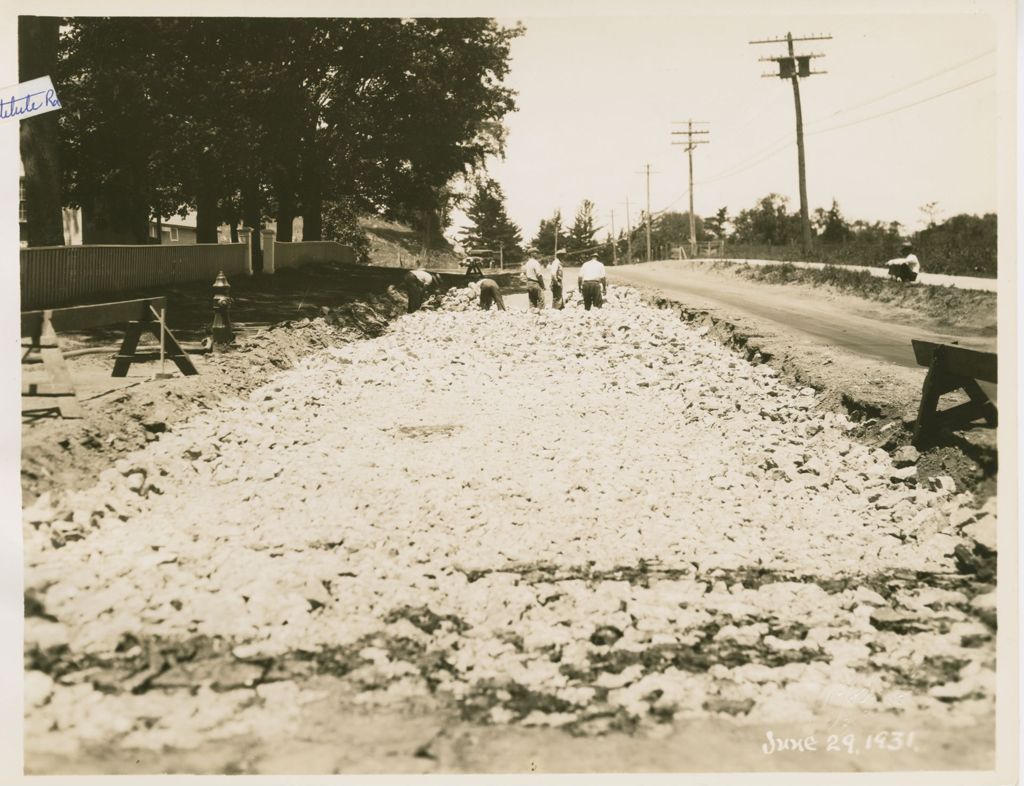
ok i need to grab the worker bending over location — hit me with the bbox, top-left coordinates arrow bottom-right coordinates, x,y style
478,278 -> 506,311
402,268 -> 442,313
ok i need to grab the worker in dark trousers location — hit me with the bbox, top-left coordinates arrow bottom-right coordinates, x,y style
478,278 -> 506,311
577,255 -> 607,310
522,246 -> 546,310
548,249 -> 565,309
403,268 -> 441,313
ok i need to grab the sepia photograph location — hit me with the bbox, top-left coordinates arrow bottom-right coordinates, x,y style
5,0 -> 1018,780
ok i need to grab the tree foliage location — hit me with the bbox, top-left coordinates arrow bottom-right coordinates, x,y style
322,199 -> 371,263
703,207 -> 730,239
814,199 -> 853,244
459,177 -> 523,262
651,211 -> 707,249
531,211 -> 568,256
19,16 -> 64,246
565,199 -> 599,254
732,194 -> 798,246
722,192 -> 996,277
53,17 -> 522,245
916,213 -> 997,277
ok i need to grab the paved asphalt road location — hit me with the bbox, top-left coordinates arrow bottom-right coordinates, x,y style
557,262 -> 995,372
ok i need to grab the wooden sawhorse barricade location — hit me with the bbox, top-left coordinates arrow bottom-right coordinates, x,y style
911,339 -> 997,446
22,297 -> 198,419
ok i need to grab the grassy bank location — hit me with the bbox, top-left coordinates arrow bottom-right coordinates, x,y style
727,262 -> 997,335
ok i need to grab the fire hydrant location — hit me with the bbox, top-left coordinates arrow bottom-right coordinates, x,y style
210,270 -> 234,350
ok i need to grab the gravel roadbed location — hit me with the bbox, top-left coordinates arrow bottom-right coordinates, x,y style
23,287 -> 997,773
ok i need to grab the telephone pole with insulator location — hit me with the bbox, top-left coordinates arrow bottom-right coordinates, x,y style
750,32 -> 831,256
671,120 -> 710,257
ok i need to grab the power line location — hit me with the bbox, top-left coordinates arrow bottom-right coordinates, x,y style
554,57 -> 996,263
687,68 -> 995,191
808,72 -> 995,135
806,48 -> 995,124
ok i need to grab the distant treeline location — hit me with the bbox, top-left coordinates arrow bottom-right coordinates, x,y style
713,194 -> 997,279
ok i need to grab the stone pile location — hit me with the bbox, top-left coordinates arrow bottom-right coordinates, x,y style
439,280 -> 483,312
24,289 -> 996,758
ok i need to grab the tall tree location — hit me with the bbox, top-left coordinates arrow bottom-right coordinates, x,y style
732,194 -> 797,245
459,177 -> 523,262
703,206 -> 729,239
56,18 -> 522,247
817,199 -> 853,244
650,211 -> 706,251
532,211 -> 568,256
565,199 -> 599,254
19,16 -> 65,246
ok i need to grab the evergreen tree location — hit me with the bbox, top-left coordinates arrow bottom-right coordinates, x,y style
458,177 -> 524,263
703,207 -> 729,239
818,199 -> 853,244
531,210 -> 568,256
566,199 -> 599,254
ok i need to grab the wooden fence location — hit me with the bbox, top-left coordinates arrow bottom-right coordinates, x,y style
21,241 -> 251,310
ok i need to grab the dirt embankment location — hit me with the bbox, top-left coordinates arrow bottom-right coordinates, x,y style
714,261 -> 996,337
21,280 -> 409,508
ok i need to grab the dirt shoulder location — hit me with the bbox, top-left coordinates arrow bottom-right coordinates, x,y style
723,260 -> 997,335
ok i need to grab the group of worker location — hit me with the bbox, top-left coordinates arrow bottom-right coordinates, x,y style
520,246 -> 608,311
401,245 -> 610,314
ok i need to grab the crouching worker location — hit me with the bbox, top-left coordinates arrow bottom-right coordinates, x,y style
403,268 -> 442,313
478,278 -> 506,311
887,243 -> 921,283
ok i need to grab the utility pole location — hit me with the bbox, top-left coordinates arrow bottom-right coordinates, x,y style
751,32 -> 830,256
623,197 -> 633,264
671,120 -> 710,256
643,164 -> 652,262
610,210 -> 617,265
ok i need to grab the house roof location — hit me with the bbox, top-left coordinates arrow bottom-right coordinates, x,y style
154,211 -> 198,229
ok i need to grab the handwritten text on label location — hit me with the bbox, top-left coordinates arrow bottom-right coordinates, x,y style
0,76 -> 61,122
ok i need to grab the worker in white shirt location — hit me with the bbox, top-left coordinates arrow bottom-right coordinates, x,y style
402,268 -> 442,313
577,255 -> 607,310
548,249 -> 565,310
887,243 -> 922,283
522,246 -> 546,310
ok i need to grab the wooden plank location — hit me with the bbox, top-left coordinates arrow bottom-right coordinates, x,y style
21,297 -> 167,336
112,323 -> 144,378
154,318 -> 199,375
935,399 -> 996,430
910,339 -> 997,384
913,361 -> 945,445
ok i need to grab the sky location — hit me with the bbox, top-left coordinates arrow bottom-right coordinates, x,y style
449,11 -> 999,245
